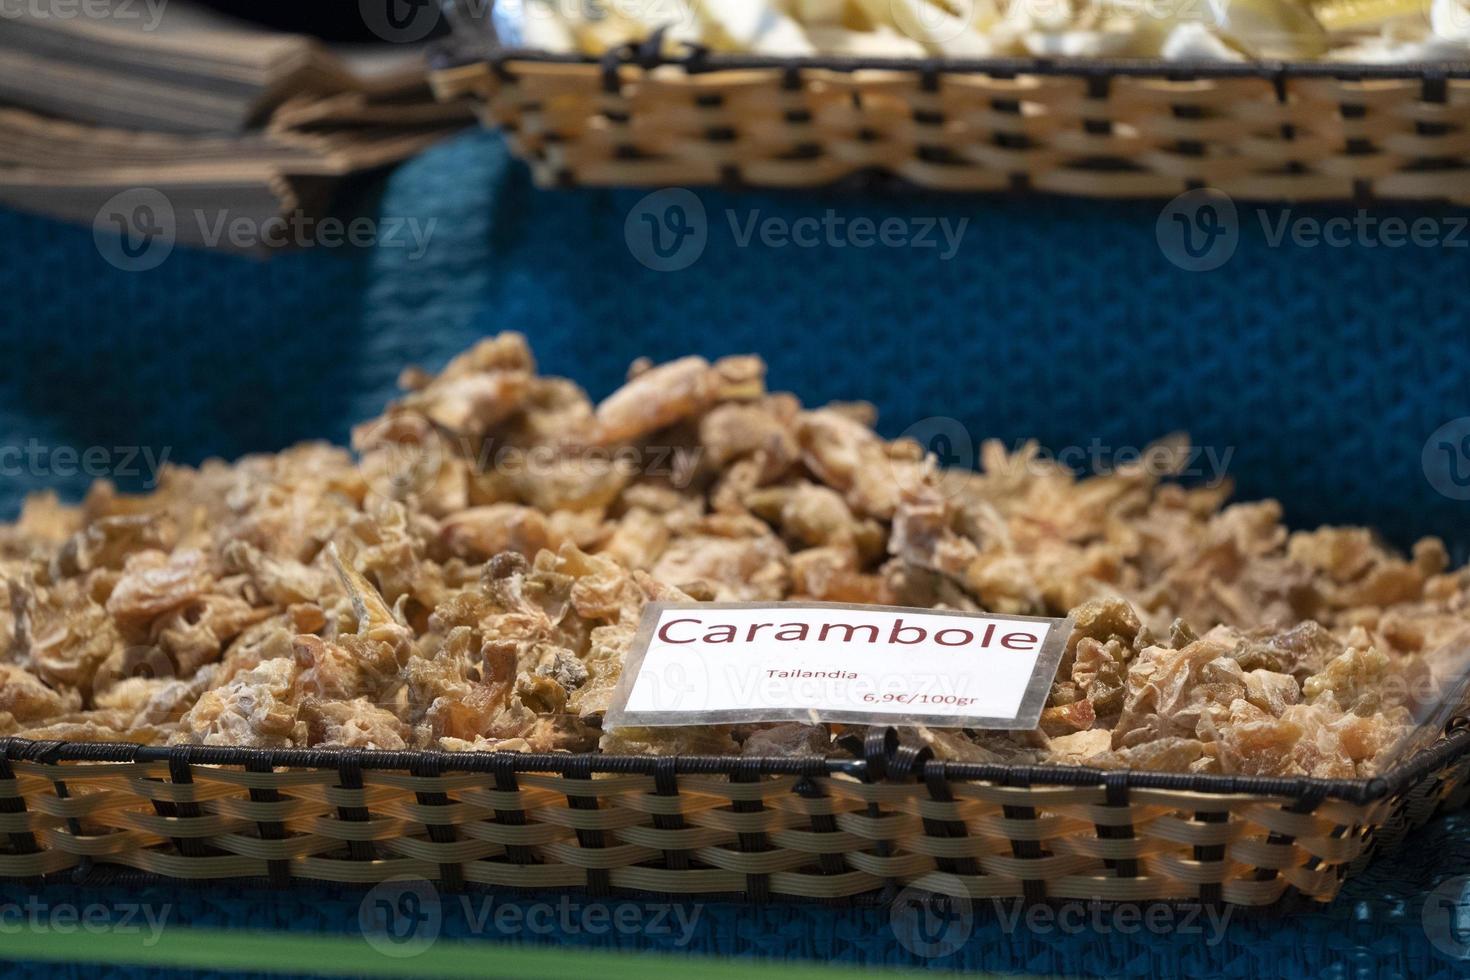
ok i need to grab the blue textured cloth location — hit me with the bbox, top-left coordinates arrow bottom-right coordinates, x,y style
2,129 -> 1470,978
1,129 -> 1468,555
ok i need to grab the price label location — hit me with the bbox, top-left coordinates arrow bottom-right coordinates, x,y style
604,602 -> 1071,731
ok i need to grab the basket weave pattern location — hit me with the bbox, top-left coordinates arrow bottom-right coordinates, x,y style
4,730 -> 1468,906
431,54 -> 1470,200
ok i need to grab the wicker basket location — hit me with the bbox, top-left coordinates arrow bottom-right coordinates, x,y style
428,39 -> 1470,201
3,723 -> 1467,908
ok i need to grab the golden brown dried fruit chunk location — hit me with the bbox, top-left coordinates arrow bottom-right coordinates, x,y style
740,723 -> 830,757
10,576 -> 122,693
1114,636 -> 1244,748
441,505 -> 552,562
171,658 -> 305,748
599,725 -> 740,756
1048,729 -> 1112,764
650,532 -> 789,601
593,355 -> 761,446
300,697 -> 409,749
106,550 -> 214,631
0,663 -> 79,723
51,513 -> 176,578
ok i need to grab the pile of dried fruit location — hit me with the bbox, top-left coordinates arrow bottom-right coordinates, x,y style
2,333 -> 1466,777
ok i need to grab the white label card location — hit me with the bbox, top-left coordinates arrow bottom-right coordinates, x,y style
603,602 -> 1072,731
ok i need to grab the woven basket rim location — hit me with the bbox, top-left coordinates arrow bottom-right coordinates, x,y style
5,722 -> 1467,805
433,41 -> 1470,83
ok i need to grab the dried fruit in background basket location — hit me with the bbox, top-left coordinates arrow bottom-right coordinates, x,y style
487,0 -> 1470,62
1,332 -> 1468,776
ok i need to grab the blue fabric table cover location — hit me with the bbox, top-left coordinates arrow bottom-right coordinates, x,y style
1,129 -> 1469,977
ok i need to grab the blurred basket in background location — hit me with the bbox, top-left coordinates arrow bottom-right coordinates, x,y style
430,32 -> 1470,201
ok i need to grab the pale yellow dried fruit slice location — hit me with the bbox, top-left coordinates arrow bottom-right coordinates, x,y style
853,0 -> 1004,55
1204,0 -> 1330,58
692,0 -> 817,53
1313,0 -> 1426,32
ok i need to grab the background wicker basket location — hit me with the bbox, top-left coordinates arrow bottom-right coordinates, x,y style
429,42 -> 1470,202
3,724 -> 1467,908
